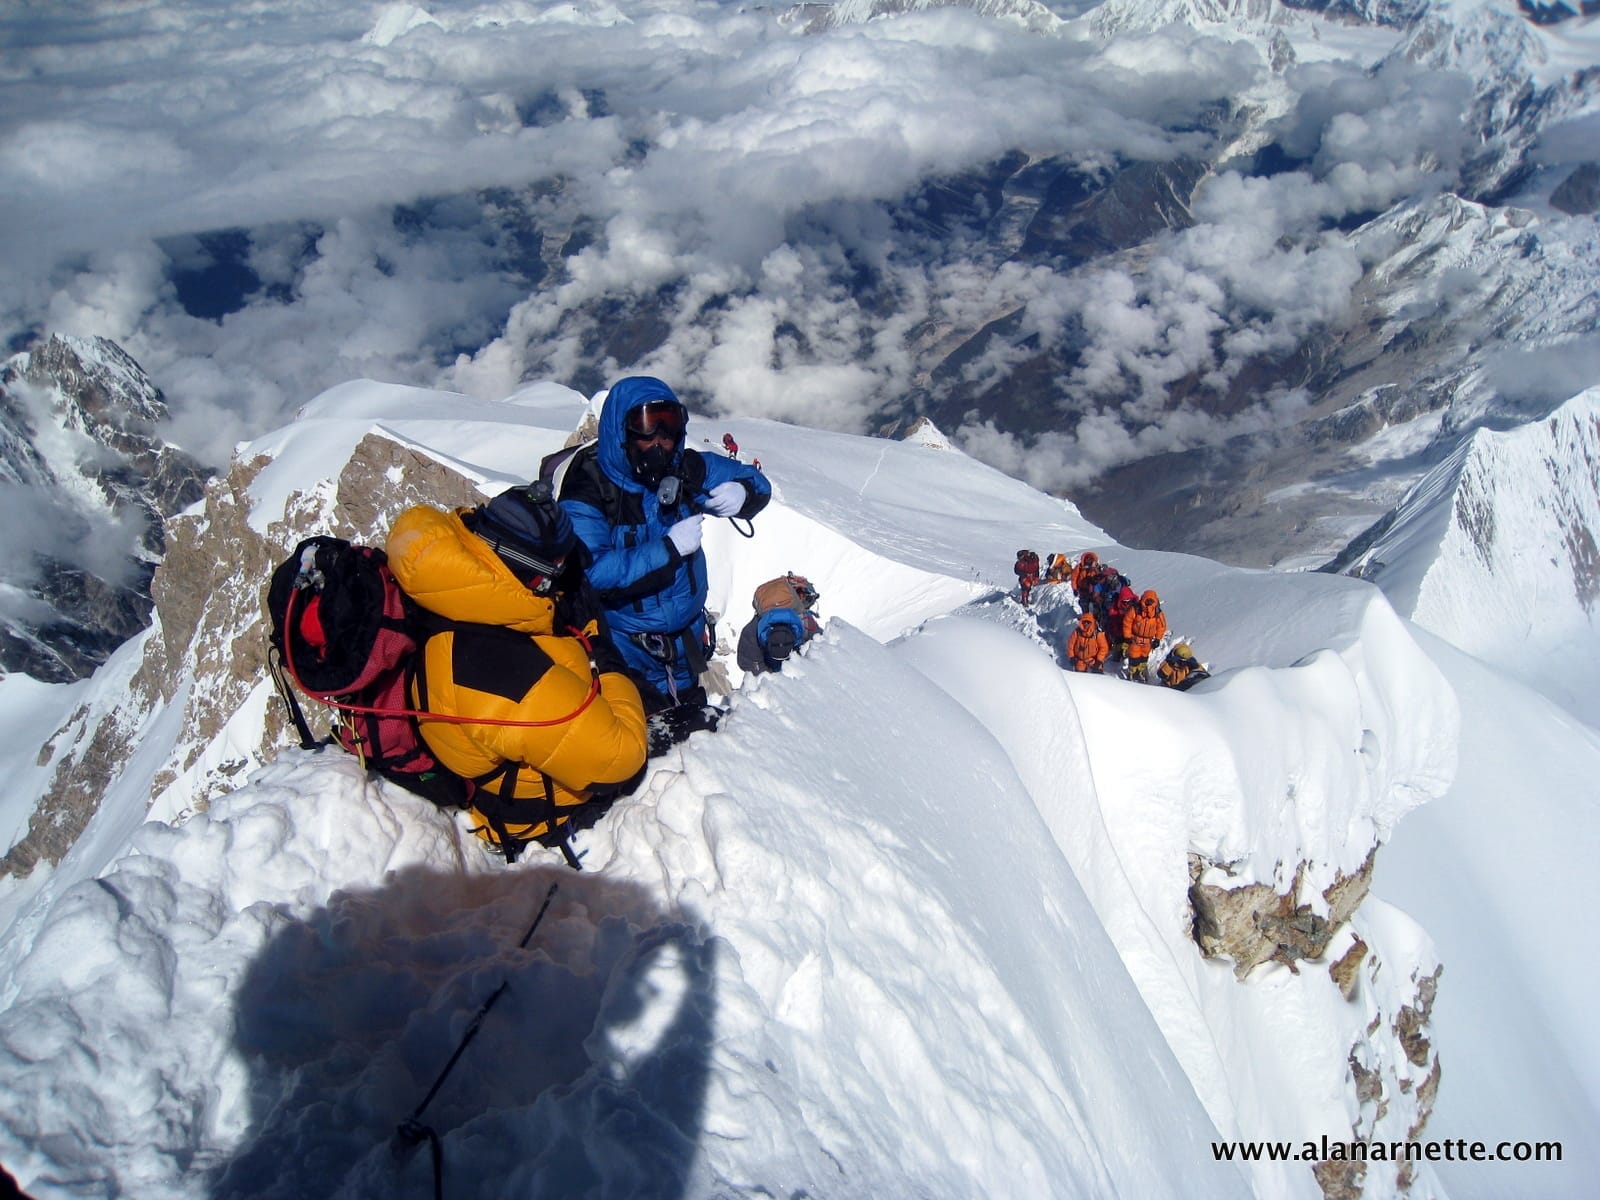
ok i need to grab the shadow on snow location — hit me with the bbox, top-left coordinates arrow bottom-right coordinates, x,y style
210,864 -> 716,1200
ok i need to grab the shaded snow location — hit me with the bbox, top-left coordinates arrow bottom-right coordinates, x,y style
1378,628 -> 1600,1200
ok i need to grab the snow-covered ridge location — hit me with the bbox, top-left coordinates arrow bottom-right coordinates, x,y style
1347,386 -> 1600,728
0,376 -> 1498,1199
1085,0 -> 1425,42
780,0 -> 1066,35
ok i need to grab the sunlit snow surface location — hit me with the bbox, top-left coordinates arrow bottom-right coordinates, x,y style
0,379 -> 1594,1199
1357,388 -> 1600,729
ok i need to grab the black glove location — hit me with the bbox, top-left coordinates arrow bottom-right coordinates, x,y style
646,702 -> 723,756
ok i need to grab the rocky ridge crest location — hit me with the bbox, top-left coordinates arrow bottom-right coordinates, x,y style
0,431 -> 481,880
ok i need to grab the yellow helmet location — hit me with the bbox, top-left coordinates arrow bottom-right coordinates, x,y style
1174,643 -> 1194,659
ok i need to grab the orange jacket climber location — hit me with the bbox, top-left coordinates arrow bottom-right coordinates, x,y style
1066,612 -> 1110,673
1123,589 -> 1168,678
1070,551 -> 1100,595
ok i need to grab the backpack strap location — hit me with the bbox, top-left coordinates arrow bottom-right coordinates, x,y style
400,648 -> 478,811
536,771 -> 583,871
562,444 -> 624,520
468,761 -> 526,863
266,643 -> 326,751
466,763 -> 583,870
678,619 -> 709,680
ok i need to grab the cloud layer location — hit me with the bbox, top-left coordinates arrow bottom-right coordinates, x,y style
0,0 -> 1562,484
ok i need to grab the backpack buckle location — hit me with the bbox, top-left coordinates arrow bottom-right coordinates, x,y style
633,632 -> 675,662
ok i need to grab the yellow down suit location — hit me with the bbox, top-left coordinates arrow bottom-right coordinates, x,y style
386,505 -> 648,848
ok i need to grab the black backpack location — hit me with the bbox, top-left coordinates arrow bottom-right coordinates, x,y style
540,440 -> 708,521
537,439 -> 598,498
265,536 -> 474,812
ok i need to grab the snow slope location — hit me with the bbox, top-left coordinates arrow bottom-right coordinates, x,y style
1380,628 -> 1600,1200
1352,387 -> 1600,728
0,379 -> 1593,1198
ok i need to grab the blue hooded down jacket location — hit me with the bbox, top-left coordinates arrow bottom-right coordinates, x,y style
558,377 -> 770,700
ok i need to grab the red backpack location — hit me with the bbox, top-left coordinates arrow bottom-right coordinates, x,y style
265,537 -> 474,811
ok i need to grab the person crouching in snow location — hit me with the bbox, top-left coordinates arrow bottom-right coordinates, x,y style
1159,642 -> 1210,691
385,483 -> 649,863
738,614 -> 802,674
737,574 -> 822,675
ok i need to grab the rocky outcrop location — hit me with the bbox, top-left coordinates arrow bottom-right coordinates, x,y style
1315,964 -> 1443,1199
1189,848 -> 1375,979
1,431 -> 482,880
1188,849 -> 1443,1199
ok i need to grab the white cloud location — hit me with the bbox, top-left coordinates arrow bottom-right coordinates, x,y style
1272,56 -> 1473,207
955,384 -> 1313,494
40,246 -> 175,345
1483,334 -> 1600,415
0,0 -> 1505,486
0,482 -> 148,592
0,120 -> 190,192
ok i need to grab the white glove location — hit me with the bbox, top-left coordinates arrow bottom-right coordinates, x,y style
702,480 -> 747,517
667,513 -> 703,557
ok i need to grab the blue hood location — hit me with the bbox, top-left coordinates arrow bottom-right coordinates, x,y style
597,376 -> 685,493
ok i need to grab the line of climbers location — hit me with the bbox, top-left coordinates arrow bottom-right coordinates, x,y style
1015,548 -> 1211,689
267,377 -> 822,869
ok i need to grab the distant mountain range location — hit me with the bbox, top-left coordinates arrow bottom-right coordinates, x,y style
0,335 -> 210,682
879,0 -> 1598,563
4,0 -> 1597,680
538,0 -> 1600,567
780,0 -> 1067,34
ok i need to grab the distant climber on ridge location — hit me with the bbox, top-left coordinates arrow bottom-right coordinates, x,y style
1014,548 -> 1040,606
1123,588 -> 1168,682
1070,551 -> 1101,609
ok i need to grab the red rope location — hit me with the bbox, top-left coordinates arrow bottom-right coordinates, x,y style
283,586 -> 603,730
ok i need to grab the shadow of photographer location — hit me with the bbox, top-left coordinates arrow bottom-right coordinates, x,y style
210,863 -> 716,1199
